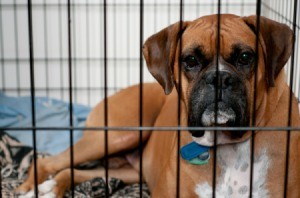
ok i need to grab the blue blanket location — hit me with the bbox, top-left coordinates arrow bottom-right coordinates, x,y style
0,92 -> 91,154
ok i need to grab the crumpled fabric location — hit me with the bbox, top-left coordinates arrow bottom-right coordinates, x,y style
0,130 -> 150,198
0,92 -> 91,154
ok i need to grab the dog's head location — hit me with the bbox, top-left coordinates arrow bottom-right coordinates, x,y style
143,14 -> 293,146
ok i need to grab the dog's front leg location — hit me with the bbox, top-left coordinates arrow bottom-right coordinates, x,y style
15,130 -> 148,196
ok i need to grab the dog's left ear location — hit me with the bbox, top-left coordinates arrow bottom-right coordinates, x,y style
243,16 -> 294,86
143,21 -> 190,94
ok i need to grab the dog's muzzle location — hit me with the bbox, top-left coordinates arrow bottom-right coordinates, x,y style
188,70 -> 249,142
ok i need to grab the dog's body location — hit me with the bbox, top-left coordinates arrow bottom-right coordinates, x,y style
16,14 -> 300,197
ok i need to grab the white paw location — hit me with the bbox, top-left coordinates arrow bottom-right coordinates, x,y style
38,179 -> 57,194
18,190 -> 34,198
18,179 -> 57,198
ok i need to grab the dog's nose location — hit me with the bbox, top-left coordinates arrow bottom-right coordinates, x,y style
205,71 -> 234,90
190,130 -> 205,137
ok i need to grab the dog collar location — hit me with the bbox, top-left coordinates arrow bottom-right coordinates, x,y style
180,142 -> 210,165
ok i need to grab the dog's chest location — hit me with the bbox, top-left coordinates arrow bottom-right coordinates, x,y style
195,139 -> 270,198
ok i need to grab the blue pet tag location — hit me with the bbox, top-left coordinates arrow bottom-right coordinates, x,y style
180,142 -> 210,165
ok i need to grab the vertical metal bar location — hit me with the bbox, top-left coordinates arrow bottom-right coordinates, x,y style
14,0 -> 21,96
139,0 -> 144,197
72,2 -> 77,104
86,0 -> 91,105
43,0 -> 49,97
211,0 -> 214,14
176,0 -> 183,197
59,0 -> 64,99
0,0 -> 5,93
212,1 -> 221,197
126,0 -> 130,86
275,0 -> 277,20
270,0 -> 274,21
67,0 -> 75,197
113,0 -> 117,91
27,0 -> 38,196
196,0 -> 200,17
276,0 -> 279,21
287,0 -> 292,80
99,2 -> 103,100
284,0 -> 298,196
103,0 -> 109,197
168,0 -> 170,24
281,0 -> 284,23
225,0 -> 229,13
249,1 -> 261,197
154,0 -> 157,32
286,0 -> 289,23
241,0 -> 245,16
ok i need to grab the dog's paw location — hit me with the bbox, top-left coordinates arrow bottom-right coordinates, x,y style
15,183 -> 33,197
15,157 -> 58,195
16,179 -> 57,198
16,190 -> 34,198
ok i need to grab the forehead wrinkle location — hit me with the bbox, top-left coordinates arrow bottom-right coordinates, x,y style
188,19 -> 205,30
220,33 -> 226,58
222,18 -> 255,38
188,18 -> 216,31
182,28 -> 215,56
219,18 -> 256,57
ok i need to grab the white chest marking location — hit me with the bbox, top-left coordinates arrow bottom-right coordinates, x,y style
195,139 -> 270,198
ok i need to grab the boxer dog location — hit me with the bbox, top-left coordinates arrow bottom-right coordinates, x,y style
16,14 -> 300,197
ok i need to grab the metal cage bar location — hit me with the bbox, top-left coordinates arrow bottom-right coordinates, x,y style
72,2 -> 78,104
67,0 -> 75,196
0,0 -> 5,93
284,0 -> 298,196
176,0 -> 184,197
103,0 -> 109,197
249,1 -> 262,197
139,0 -> 144,197
59,0 -> 64,100
2,126 -> 300,132
85,0 -> 91,105
43,0 -> 50,97
27,0 -> 38,196
13,0 -> 21,96
212,0 -> 222,197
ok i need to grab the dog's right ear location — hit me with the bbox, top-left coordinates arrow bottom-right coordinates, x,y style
143,22 -> 190,94
243,16 -> 294,87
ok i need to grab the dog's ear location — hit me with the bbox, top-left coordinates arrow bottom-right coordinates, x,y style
143,22 -> 189,94
243,16 -> 294,86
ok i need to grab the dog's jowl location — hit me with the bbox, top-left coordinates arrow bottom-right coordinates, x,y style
16,14 -> 300,198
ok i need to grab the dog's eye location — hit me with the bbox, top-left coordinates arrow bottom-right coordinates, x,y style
237,52 -> 254,66
183,56 -> 200,71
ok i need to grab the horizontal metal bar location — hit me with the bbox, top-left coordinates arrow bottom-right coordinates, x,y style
1,87 -> 120,91
2,126 -> 300,131
1,88 -> 299,104
0,57 -> 140,63
0,3 -> 256,8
